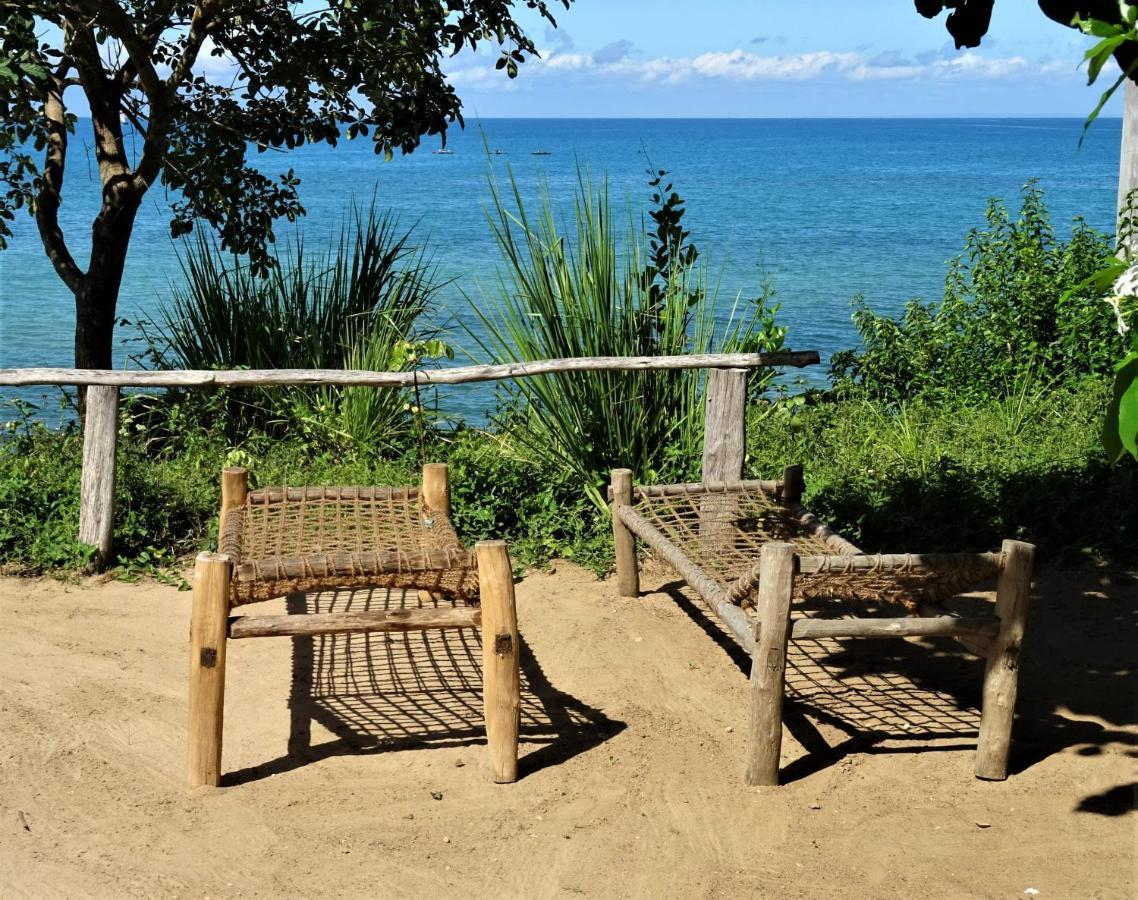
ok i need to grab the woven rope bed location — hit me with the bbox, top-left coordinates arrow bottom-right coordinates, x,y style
218,483 -> 478,606
609,465 -> 1034,787
185,464 -> 520,789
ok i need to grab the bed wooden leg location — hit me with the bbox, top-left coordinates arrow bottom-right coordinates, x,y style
422,462 -> 450,518
745,542 -> 796,787
975,539 -> 1034,780
611,468 -> 640,598
188,552 -> 232,788
477,540 -> 520,784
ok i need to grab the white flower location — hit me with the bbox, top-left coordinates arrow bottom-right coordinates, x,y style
1105,295 -> 1131,335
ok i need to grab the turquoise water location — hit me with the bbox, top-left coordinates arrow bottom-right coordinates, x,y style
0,117 -> 1122,421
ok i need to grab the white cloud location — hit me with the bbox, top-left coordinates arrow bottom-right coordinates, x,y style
447,46 -> 1080,89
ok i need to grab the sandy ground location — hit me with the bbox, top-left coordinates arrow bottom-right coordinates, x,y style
0,559 -> 1134,899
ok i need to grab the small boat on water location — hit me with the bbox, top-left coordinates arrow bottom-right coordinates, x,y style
433,149 -> 454,155
494,149 -> 508,155
531,149 -> 552,156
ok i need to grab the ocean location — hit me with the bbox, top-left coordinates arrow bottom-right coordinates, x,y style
0,117 -> 1123,422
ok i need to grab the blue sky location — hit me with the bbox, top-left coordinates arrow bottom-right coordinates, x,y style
445,0 -> 1124,117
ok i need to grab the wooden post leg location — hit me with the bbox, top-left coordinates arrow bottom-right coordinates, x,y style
188,552 -> 232,788
744,542 -> 796,787
220,467 -> 248,537
780,464 -> 804,506
975,539 -> 1034,780
476,540 -> 520,784
78,384 -> 120,569
421,463 -> 450,519
611,469 -> 639,598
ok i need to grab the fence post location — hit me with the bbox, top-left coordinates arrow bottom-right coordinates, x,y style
700,368 -> 747,543
78,384 -> 120,568
702,368 -> 747,483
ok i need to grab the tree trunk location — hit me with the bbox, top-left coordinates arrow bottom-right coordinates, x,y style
74,198 -> 140,371
1120,79 -> 1138,256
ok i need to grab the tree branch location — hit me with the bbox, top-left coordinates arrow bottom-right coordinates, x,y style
35,64 -> 85,294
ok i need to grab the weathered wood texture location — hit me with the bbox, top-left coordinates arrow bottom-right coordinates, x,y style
78,384 -> 119,566
787,615 -> 999,641
476,540 -> 520,784
220,467 -> 247,537
744,542 -> 796,787
701,368 -> 748,544
780,464 -> 804,505
701,367 -> 748,483
0,351 -> 820,387
187,552 -> 232,789
615,503 -> 755,654
229,606 -> 481,639
1120,79 -> 1138,251
611,469 -> 640,598
421,463 -> 450,518
975,539 -> 1034,780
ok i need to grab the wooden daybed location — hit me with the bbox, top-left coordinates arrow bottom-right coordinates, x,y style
609,464 -> 1033,786
186,464 -> 521,788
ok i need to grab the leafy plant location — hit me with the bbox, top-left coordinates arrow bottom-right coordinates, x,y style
832,182 -> 1123,402
140,207 -> 437,448
471,164 -> 784,506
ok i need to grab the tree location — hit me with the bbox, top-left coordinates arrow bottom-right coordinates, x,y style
916,2 -> 1138,458
0,1 -> 570,372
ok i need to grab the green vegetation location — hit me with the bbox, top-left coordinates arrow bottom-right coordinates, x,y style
473,166 -> 784,506
1,178 -> 1133,582
830,183 -> 1125,402
139,207 -> 438,448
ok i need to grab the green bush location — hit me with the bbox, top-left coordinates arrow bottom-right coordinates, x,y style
139,206 -> 437,447
831,182 -> 1124,401
472,165 -> 784,507
746,377 -> 1134,559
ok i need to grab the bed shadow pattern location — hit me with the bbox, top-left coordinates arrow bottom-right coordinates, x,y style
225,588 -> 622,785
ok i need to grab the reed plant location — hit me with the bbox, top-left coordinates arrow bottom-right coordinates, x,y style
141,207 -> 438,446
471,166 -> 784,506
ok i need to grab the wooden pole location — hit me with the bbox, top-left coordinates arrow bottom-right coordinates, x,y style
701,368 -> 748,544
702,368 -> 748,483
975,539 -> 1034,781
611,469 -> 639,598
780,464 -> 804,506
220,467 -> 247,537
744,542 -> 796,787
187,552 -> 232,788
476,540 -> 520,784
0,351 -> 822,388
1119,79 -> 1138,253
78,384 -> 119,568
421,463 -> 450,518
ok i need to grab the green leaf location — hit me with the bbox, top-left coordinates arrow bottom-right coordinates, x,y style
1103,346 -> 1138,461
1080,59 -> 1138,148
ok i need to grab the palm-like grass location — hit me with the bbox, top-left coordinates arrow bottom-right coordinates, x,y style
144,207 -> 437,446
472,167 -> 783,506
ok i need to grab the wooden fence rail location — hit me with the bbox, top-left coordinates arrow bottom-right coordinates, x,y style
0,351 -> 819,567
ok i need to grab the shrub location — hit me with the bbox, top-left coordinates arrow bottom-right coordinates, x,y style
831,182 -> 1124,402
471,165 -> 784,506
139,206 -> 438,447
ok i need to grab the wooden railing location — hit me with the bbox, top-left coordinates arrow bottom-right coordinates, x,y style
0,351 -> 820,565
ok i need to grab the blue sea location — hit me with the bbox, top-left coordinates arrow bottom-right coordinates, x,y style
0,117 -> 1122,422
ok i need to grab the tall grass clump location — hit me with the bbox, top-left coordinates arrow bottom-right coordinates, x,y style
472,165 -> 785,506
831,181 -> 1124,402
141,207 -> 439,448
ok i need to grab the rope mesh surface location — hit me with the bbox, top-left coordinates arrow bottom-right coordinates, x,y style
220,486 -> 477,605
630,485 -> 1001,612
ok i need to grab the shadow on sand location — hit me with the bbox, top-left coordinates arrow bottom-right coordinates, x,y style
658,561 -> 1136,812
224,588 -> 624,786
